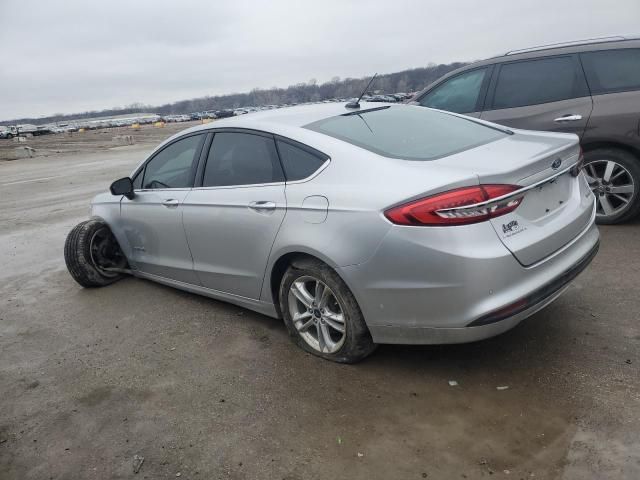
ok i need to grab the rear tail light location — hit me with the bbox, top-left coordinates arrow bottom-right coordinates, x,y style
384,184 -> 524,226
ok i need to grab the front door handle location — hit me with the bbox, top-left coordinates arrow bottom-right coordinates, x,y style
161,198 -> 180,208
554,114 -> 582,123
248,201 -> 276,213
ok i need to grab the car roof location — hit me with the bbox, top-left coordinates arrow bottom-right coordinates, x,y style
412,36 -> 640,99
150,102 -> 397,156
171,102 -> 393,136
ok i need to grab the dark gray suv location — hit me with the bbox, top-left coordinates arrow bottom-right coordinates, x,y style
411,36 -> 640,224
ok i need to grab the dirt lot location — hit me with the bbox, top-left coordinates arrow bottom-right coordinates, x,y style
0,121 -> 201,161
1,126 -> 639,479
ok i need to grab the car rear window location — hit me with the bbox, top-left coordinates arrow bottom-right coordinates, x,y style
304,106 -> 507,161
276,140 -> 328,181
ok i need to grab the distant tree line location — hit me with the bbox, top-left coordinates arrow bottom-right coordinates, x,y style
4,62 -> 466,125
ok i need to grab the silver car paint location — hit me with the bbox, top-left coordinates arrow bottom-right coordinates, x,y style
120,189 -> 200,284
90,103 -> 598,344
183,183 -> 287,298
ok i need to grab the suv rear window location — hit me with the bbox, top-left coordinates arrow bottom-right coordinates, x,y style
581,48 -> 640,94
304,106 -> 507,161
492,56 -> 587,109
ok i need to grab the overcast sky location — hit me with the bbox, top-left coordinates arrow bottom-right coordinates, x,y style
1,0 -> 638,120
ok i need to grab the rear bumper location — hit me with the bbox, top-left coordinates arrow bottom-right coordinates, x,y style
338,208 -> 599,345
468,239 -> 599,327
367,240 -> 598,344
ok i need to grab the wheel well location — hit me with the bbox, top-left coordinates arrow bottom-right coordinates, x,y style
269,252 -> 326,317
582,141 -> 640,160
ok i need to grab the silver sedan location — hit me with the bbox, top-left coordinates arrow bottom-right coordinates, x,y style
65,103 -> 599,362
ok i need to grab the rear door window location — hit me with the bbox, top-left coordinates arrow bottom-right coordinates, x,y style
419,68 -> 488,114
276,140 -> 328,181
491,56 -> 588,109
203,132 -> 284,187
580,48 -> 640,94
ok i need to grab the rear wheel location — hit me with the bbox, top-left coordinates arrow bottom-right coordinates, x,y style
64,219 -> 127,287
279,258 -> 376,363
583,148 -> 640,224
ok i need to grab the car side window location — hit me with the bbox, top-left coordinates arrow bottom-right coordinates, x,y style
491,56 -> 587,109
276,140 -> 327,181
203,132 -> 284,187
132,170 -> 143,190
142,135 -> 202,189
419,68 -> 487,114
580,48 -> 640,95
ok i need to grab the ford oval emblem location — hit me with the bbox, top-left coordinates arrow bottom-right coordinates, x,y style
552,158 -> 562,170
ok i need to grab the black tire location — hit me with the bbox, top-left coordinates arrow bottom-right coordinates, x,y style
64,219 -> 126,288
279,257 -> 376,363
583,147 -> 640,224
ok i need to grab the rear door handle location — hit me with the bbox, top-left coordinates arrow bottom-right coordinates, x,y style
554,114 -> 582,123
248,201 -> 276,212
161,198 -> 180,208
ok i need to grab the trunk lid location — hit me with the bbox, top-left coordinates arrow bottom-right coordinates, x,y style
433,129 -> 595,266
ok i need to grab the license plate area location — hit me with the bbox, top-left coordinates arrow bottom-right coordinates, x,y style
512,172 -> 573,225
490,171 -> 593,266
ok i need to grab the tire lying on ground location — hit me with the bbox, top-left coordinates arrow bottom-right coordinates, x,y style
64,219 -> 127,288
279,257 -> 377,363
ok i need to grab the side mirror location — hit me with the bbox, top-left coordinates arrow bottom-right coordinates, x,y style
110,177 -> 135,200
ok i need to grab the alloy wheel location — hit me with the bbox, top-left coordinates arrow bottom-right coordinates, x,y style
287,276 -> 346,354
583,159 -> 635,219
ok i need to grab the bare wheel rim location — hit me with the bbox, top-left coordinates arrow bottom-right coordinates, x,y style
89,226 -> 125,277
583,159 -> 635,218
288,275 -> 346,354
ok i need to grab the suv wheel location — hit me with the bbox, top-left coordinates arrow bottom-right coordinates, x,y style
279,258 -> 376,363
583,148 -> 640,224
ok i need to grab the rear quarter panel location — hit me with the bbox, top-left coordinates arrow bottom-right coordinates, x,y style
259,137 -> 479,303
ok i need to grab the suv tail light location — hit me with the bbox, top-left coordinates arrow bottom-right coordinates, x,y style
384,184 -> 524,226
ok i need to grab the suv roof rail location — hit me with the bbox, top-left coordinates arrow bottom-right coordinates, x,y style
503,36 -> 630,56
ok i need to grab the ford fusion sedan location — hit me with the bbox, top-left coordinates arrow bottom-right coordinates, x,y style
64,102 -> 599,362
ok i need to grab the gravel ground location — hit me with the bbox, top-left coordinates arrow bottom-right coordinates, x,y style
1,128 -> 638,479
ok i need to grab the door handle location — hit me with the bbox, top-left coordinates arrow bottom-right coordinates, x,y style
161,198 -> 180,208
554,114 -> 582,123
248,201 -> 276,212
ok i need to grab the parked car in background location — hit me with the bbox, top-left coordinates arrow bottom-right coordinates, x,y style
12,124 -> 53,136
64,102 -> 597,363
0,127 -> 14,139
411,36 -> 640,224
214,109 -> 235,118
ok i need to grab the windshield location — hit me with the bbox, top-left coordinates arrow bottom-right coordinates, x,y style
304,106 -> 508,161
